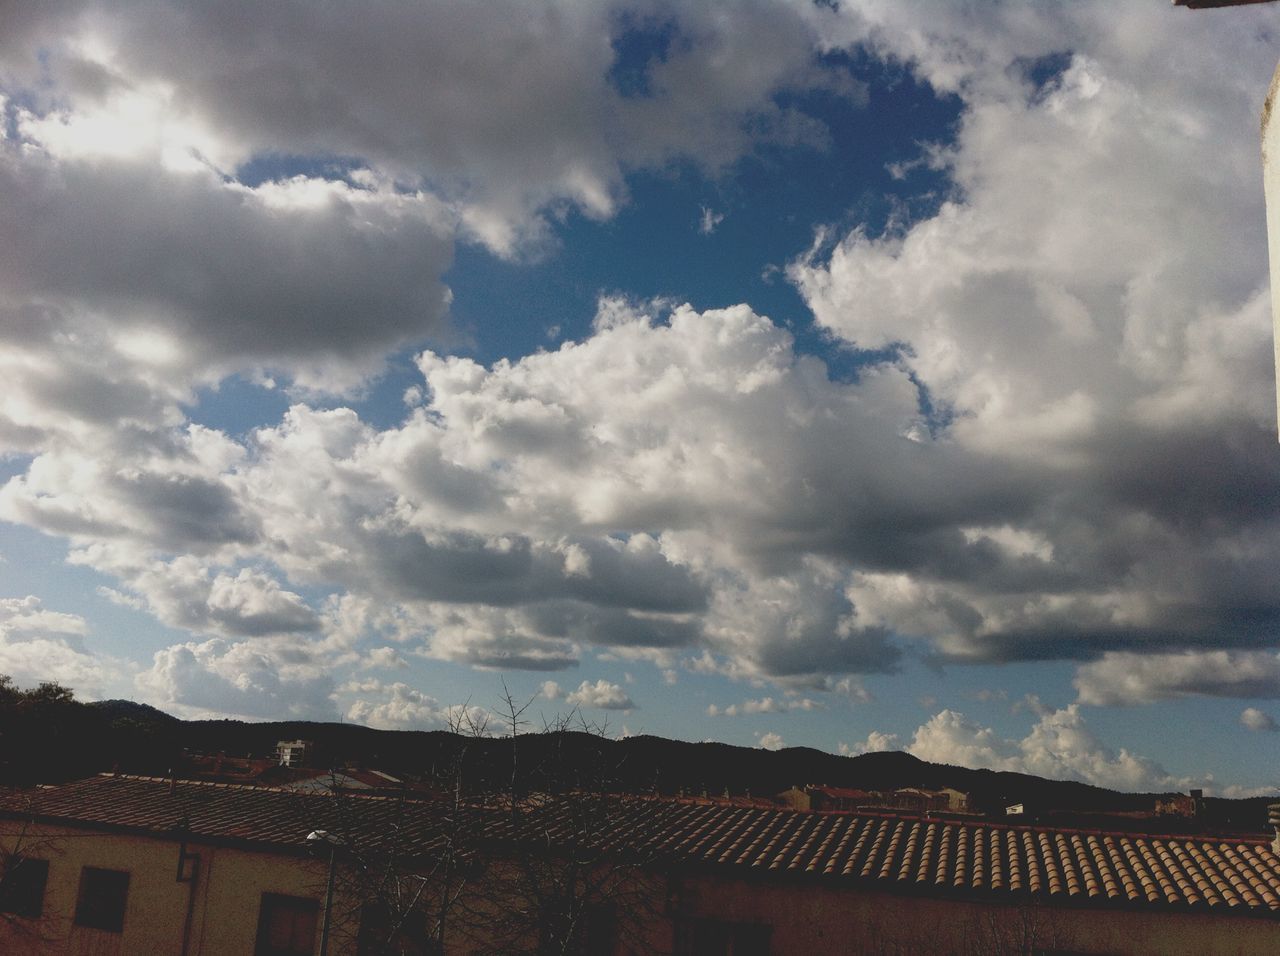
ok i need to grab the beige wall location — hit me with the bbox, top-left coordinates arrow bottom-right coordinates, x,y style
0,826 -> 335,956
668,873 -> 1280,956
8,826 -> 1280,955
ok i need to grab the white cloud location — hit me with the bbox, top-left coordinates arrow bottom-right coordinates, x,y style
0,596 -> 123,695
758,731 -> 785,751
3,1 -> 851,258
541,680 -> 564,701
135,638 -> 336,721
840,731 -> 901,756
0,595 -> 88,642
832,676 -> 874,704
790,2 -> 1280,665
6,300 -> 915,687
565,679 -> 635,711
698,206 -> 725,235
1075,651 -> 1280,706
345,682 -> 444,732
707,696 -> 822,717
1,1 -> 1278,726
905,706 -> 1197,794
361,647 -> 408,671
1241,707 -> 1279,733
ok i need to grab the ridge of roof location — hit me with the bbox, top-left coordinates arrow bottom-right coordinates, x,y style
87,772 -> 427,803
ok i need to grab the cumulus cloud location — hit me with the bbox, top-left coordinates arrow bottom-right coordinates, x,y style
1075,651 -> 1280,706
565,679 -> 635,711
106,559 -> 319,639
904,706 -> 1196,793
707,696 -> 822,717
0,595 -> 88,644
0,142 -> 455,394
0,596 -> 122,694
791,2 -> 1280,665
1241,707 -> 1279,733
4,299 -> 923,686
346,683 -> 442,732
2,1 -> 1279,727
2,1 -> 852,257
361,647 -> 408,671
758,731 -> 785,751
840,731 -> 900,756
135,638 -> 336,721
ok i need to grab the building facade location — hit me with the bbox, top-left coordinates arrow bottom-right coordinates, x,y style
4,775 -> 1280,954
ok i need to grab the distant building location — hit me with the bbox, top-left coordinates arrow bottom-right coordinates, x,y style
779,784 -> 971,815
1156,789 -> 1205,818
884,786 -> 971,814
778,784 -> 881,812
275,739 -> 312,768
276,768 -> 410,795
6,775 -> 1280,955
939,787 -> 970,812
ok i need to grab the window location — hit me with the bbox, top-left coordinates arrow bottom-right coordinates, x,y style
674,916 -> 771,956
0,856 -> 49,919
254,892 -> 319,956
73,866 -> 130,932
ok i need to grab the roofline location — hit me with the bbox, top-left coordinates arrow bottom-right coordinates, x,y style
4,775 -> 1278,919
6,809 -> 1277,921
13,774 -> 1273,848
0,809 -> 319,860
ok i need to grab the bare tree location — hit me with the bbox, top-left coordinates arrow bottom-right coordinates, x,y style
0,793 -> 64,949
471,687 -> 665,955
319,704 -> 492,956
312,684 -> 665,955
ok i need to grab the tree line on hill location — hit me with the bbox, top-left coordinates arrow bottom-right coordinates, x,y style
0,675 -> 1271,836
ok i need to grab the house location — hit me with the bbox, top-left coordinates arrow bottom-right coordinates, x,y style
939,787 -> 970,812
276,740 -> 313,768
884,786 -> 972,814
5,775 -> 1280,954
777,784 -> 881,812
1156,790 -> 1205,819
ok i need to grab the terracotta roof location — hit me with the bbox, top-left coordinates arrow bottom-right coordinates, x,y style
808,785 -> 877,800
4,776 -> 1280,916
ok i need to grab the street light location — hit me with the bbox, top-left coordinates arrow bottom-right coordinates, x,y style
306,830 -> 341,956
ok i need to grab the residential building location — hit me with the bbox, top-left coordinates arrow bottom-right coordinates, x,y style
1156,790 -> 1205,819
777,784 -> 881,812
4,775 -> 1280,954
276,740 -> 313,768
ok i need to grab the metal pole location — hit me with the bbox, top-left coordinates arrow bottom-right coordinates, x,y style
318,845 -> 336,956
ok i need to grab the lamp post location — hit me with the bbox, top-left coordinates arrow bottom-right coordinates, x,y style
306,830 -> 340,956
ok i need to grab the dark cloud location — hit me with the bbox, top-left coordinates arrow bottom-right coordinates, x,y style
0,157 -> 454,385
350,528 -> 709,616
526,602 -> 702,649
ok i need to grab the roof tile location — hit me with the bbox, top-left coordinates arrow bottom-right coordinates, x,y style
6,776 -> 1280,918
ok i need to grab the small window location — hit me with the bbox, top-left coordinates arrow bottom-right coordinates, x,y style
0,856 -> 50,919
255,892 -> 319,956
74,866 -> 130,932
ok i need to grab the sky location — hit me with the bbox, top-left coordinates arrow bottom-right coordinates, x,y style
3,1 -> 1280,797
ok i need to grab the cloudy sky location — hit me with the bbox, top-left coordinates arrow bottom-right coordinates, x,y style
3,0 -> 1280,795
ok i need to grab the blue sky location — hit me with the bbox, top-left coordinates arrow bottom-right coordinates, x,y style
3,1 -> 1280,796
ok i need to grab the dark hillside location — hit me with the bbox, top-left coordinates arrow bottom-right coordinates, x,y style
1,680 -> 1271,834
